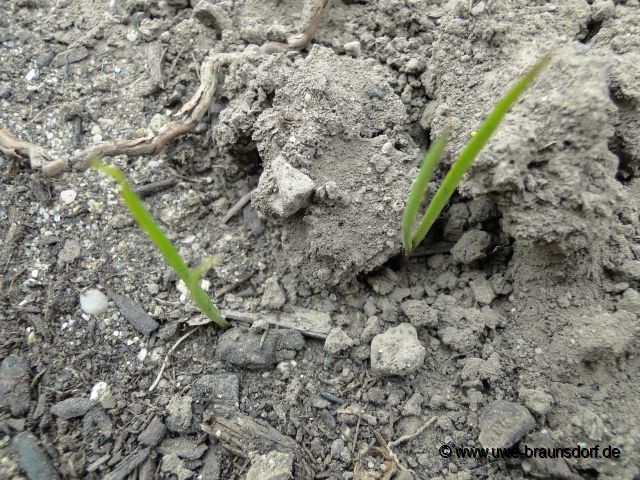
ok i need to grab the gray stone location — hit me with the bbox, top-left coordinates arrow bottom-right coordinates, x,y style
50,397 -> 94,419
519,388 -> 553,416
469,277 -> 495,305
252,156 -> 315,219
618,288 -> 640,315
12,432 -> 61,480
201,446 -> 222,480
216,328 -> 305,368
138,416 -> 166,447
160,453 -> 193,480
401,300 -> 439,328
110,291 -> 159,335
343,41 -> 361,57
52,46 -> 89,68
193,0 -> 232,30
324,328 -> 354,355
615,260 -> 640,282
478,400 -> 535,448
370,324 -> 426,377
361,316 -> 382,342
451,230 -> 491,264
260,277 -> 286,309
158,438 -> 207,460
58,239 -> 81,264
0,354 -> 31,417
83,406 -> 113,438
592,0 -> 615,22
246,450 -> 294,480
401,392 -> 423,417
188,373 -> 239,405
166,395 -> 192,433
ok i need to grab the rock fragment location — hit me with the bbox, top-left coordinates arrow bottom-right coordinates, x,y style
90,381 -> 116,409
246,450 -> 294,480
401,300 -> 439,328
324,328 -> 354,355
451,230 -> 491,264
166,395 -> 193,433
50,397 -> 94,419
478,400 -> 535,448
158,438 -> 207,460
160,453 -> 193,480
252,156 -> 315,219
469,277 -> 495,305
110,291 -> 159,335
216,328 -> 305,368
138,416 -> 167,447
188,373 -> 239,405
260,277 -> 286,309
370,324 -> 426,376
0,354 -> 31,417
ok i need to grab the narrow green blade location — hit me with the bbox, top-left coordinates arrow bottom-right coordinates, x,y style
89,158 -> 227,328
411,52 -> 553,251
401,132 -> 448,253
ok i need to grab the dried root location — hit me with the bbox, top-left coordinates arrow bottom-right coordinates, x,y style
0,126 -> 66,176
0,0 -> 329,176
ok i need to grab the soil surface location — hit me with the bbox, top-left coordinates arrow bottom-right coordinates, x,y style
1,1 -> 640,479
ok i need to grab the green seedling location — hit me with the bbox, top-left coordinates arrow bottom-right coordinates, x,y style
89,158 -> 228,328
402,52 -> 553,255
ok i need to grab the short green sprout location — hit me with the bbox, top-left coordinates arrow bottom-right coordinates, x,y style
89,158 -> 227,328
402,52 -> 553,255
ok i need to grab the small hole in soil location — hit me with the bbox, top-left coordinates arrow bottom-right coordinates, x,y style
579,18 -> 603,43
610,134 -> 635,184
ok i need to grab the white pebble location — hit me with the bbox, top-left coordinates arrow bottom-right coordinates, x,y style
90,381 -> 116,409
60,189 -> 77,205
137,348 -> 148,362
80,289 -> 109,315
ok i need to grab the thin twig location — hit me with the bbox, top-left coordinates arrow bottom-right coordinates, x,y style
388,416 -> 437,448
221,190 -> 253,223
148,327 -> 200,392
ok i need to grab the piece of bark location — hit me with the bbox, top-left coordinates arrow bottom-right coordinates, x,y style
103,447 -> 150,480
202,405 -> 297,458
110,291 -> 159,336
222,307 -> 331,340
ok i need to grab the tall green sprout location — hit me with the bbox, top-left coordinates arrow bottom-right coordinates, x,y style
402,52 -> 553,255
89,158 -> 227,328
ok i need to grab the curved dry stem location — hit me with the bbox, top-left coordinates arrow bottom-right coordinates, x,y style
1,0 -> 329,175
0,127 -> 66,177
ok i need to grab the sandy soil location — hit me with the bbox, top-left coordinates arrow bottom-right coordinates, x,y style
1,0 -> 639,479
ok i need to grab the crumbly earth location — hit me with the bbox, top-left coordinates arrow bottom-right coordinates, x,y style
1,1 -> 639,480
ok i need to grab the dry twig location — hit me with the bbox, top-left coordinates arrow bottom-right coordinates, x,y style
0,126 -> 65,176
1,0 -> 329,176
148,326 -> 199,392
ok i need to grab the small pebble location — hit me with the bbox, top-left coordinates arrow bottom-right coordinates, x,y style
60,189 -> 77,205
80,289 -> 109,315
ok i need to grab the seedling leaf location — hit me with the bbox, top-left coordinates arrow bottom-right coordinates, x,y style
89,158 -> 227,328
401,132 -> 448,252
405,52 -> 553,254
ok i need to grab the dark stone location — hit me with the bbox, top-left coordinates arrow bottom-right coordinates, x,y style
109,291 -> 159,335
50,397 -> 94,419
479,400 -> 535,448
0,354 -> 31,417
138,416 -> 166,447
12,432 -> 61,480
